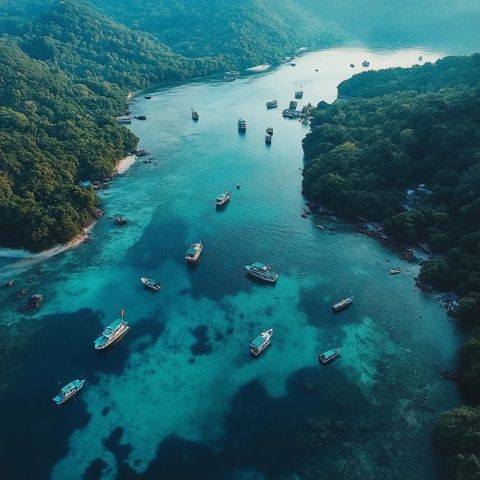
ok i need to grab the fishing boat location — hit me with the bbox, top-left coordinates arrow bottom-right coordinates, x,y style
289,100 -> 298,110
141,277 -> 161,292
94,310 -> 129,350
216,191 -> 230,207
238,118 -> 247,131
266,127 -> 273,135
191,108 -> 199,121
389,268 -> 401,275
362,60 -> 370,67
295,90 -> 304,99
332,296 -> 354,313
265,135 -> 272,144
245,262 -> 278,283
53,379 -> 85,405
266,100 -> 278,109
250,328 -> 273,356
185,242 -> 203,263
318,348 -> 341,365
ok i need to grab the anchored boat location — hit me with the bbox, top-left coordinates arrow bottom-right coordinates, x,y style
266,127 -> 273,135
318,348 -> 341,365
216,191 -> 230,207
185,242 -> 203,263
94,310 -> 129,349
332,296 -> 354,313
250,328 -> 273,356
266,100 -> 278,109
245,262 -> 278,283
295,90 -> 304,99
141,277 -> 161,292
53,379 -> 85,405
191,108 -> 199,121
238,118 -> 247,131
390,268 -> 401,275
265,135 -> 272,144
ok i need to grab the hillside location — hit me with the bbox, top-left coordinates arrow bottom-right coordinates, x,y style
89,0 -> 342,66
302,55 -> 480,480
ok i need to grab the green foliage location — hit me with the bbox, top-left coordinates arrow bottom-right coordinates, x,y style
89,0 -> 342,67
434,406 -> 480,479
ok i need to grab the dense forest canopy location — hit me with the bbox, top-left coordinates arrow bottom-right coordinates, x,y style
302,55 -> 480,480
89,0 -> 342,66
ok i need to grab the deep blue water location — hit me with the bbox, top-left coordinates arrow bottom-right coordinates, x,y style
0,47 -> 461,480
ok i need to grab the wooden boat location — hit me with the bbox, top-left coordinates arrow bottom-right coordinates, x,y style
141,277 -> 161,292
318,348 -> 341,365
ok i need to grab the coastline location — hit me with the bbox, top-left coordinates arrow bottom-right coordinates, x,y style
115,154 -> 137,175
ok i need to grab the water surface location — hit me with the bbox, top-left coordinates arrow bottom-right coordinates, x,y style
0,47 -> 461,480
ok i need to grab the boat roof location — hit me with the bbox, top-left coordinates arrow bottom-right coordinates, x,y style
252,261 -> 267,269
250,335 -> 265,348
321,348 -> 338,357
107,319 -> 124,330
186,247 -> 197,256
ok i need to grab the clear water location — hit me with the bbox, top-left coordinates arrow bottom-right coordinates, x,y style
0,47 -> 461,480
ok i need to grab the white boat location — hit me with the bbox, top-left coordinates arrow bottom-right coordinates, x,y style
141,277 -> 161,291
245,262 -> 278,283
94,310 -> 129,349
185,242 -> 203,263
53,379 -> 85,405
389,268 -> 401,275
216,191 -> 230,207
250,328 -> 273,356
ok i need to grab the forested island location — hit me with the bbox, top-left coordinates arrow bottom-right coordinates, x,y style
302,54 -> 480,480
0,0 -> 339,252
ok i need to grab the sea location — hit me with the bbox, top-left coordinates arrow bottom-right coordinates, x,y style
0,47 -> 463,480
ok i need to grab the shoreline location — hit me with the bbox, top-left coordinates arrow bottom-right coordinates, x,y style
114,154 -> 137,175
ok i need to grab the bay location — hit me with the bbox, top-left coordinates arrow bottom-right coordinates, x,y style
0,47 -> 461,480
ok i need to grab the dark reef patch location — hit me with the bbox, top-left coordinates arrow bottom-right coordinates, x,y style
190,325 -> 212,356
82,458 -> 108,480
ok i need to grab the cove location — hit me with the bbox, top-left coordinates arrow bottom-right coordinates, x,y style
0,47 -> 461,480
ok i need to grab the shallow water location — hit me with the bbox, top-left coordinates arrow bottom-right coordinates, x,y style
0,47 -> 461,480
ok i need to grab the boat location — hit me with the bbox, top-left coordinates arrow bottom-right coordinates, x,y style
144,95 -> 152,100
16,288 -> 28,297
362,60 -> 370,67
25,293 -> 43,310
266,127 -> 273,135
116,116 -> 132,125
114,217 -> 127,226
136,115 -> 147,120
236,183 -> 240,189
317,224 -> 326,230
224,75 -> 236,82
289,100 -> 298,110
266,100 -> 278,109
332,296 -> 354,313
141,277 -> 161,292
226,70 -> 240,77
290,63 -> 296,67
216,191 -> 230,207
53,379 -> 85,405
185,242 -> 203,263
191,108 -> 199,121
350,64 -> 355,68
318,348 -> 341,365
238,118 -> 247,131
295,90 -> 304,99
4,279 -> 13,288
390,268 -> 401,275
265,135 -> 272,144
250,328 -> 273,356
245,262 -> 278,283
94,310 -> 130,350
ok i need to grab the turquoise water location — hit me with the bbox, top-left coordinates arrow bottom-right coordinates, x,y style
0,47 -> 461,479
